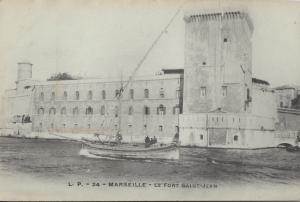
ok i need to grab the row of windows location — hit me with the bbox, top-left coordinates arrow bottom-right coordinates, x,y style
38,88 -> 181,101
200,86 -> 228,97
37,105 -> 180,116
38,122 -> 179,132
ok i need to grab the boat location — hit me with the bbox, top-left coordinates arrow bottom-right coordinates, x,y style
80,139 -> 179,160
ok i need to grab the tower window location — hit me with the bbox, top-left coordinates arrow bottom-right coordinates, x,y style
200,87 -> 207,97
88,90 -> 93,100
128,106 -> 133,115
159,125 -> 163,132
222,86 -> 227,96
100,105 -> 105,115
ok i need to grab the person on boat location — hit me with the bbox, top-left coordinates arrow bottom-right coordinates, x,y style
153,136 -> 157,144
115,131 -> 122,144
145,136 -> 151,147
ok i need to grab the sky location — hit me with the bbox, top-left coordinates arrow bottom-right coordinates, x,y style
0,0 -> 299,95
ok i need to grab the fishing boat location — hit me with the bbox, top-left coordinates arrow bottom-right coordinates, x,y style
80,138 -> 179,160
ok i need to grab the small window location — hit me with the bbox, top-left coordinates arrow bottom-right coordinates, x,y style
128,106 -> 133,115
39,122 -> 42,128
114,106 -> 118,117
39,92 -> 44,101
173,105 -> 180,115
63,123 -> 66,128
102,90 -> 106,100
88,90 -> 93,100
38,107 -> 44,115
100,105 -> 105,115
144,89 -> 149,98
222,86 -> 227,96
73,107 -> 79,115
63,91 -> 68,100
115,89 -> 120,97
144,106 -> 150,115
200,134 -> 204,140
130,89 -> 134,99
234,135 -> 238,141
159,88 -> 165,98
224,38 -> 228,42
51,92 -> 55,101
144,124 -> 147,129
202,62 -> 206,65
88,124 -> 91,129
157,104 -> 166,115
200,87 -> 206,96
49,107 -> 56,115
75,91 -> 80,100
159,125 -> 163,132
60,107 -> 67,115
176,89 -> 180,98
86,106 -> 93,115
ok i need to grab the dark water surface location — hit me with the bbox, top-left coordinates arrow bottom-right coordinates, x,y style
0,137 -> 300,186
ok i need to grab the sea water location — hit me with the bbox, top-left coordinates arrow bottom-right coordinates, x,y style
0,137 -> 300,187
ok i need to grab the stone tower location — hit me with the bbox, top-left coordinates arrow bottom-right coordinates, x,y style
183,11 -> 254,114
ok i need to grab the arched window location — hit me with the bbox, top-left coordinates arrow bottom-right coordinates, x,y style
63,91 -> 68,100
88,90 -> 93,100
102,90 -> 106,100
86,106 -> 93,115
157,104 -> 166,115
49,107 -> 56,115
144,89 -> 149,98
114,106 -> 118,117
144,106 -> 150,115
51,92 -> 55,100
100,105 -> 105,115
39,92 -> 44,101
38,107 -> 44,115
61,107 -> 67,115
128,106 -> 133,115
173,105 -> 180,115
75,91 -> 80,100
73,107 -> 79,115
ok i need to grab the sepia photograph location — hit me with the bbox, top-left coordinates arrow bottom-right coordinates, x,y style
0,0 -> 299,200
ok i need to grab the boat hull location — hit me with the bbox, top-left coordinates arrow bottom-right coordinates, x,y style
80,143 -> 180,160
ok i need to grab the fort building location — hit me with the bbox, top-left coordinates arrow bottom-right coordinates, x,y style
2,11 -> 299,148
